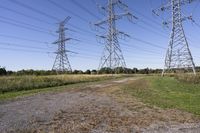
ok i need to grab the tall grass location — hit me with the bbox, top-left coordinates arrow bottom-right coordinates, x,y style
175,74 -> 200,84
0,74 -> 123,93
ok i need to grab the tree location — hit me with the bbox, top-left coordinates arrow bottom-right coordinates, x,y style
85,70 -> 91,74
98,67 -> 113,74
91,70 -> 97,74
132,68 -> 138,74
139,68 -> 149,74
73,70 -> 79,74
0,67 -> 7,75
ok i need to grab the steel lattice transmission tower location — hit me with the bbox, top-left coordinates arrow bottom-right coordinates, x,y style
52,17 -> 72,73
93,0 -> 137,73
153,0 -> 197,76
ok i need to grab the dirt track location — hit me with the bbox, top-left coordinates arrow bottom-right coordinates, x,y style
0,77 -> 200,133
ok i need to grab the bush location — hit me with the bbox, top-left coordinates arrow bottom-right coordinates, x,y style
0,67 -> 7,75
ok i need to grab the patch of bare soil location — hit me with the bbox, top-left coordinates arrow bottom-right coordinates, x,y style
0,77 -> 199,133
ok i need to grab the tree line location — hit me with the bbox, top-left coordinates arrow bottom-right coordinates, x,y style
1,66 -> 200,76
0,66 -> 161,76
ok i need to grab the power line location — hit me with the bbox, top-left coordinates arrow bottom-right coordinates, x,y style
0,15 -> 54,34
191,19 -> 200,29
70,0 -> 100,19
47,0 -> 89,23
120,41 -> 162,55
68,23 -> 95,35
135,22 -> 168,39
0,42 -> 52,51
4,0 -> 101,39
0,37 -> 193,62
0,34 -> 50,44
75,0 -> 169,41
127,0 -> 163,26
0,5 -> 53,25
67,28 -> 166,56
0,19 -> 168,58
8,0 -> 60,21
130,36 -> 166,49
71,40 -> 162,57
0,4 -> 92,39
0,18 -> 56,36
3,1 -> 96,37
0,46 -> 52,54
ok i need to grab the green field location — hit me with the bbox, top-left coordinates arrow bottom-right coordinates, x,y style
122,76 -> 200,115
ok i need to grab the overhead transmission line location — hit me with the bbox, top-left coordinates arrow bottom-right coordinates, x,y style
134,23 -> 168,38
0,5 -> 53,25
125,0 -> 200,49
127,0 -> 200,52
76,0 -> 169,47
0,3 -> 91,57
8,0 -> 60,21
0,47 -> 52,54
0,5 -> 92,39
5,0 -> 167,57
6,0 -> 200,53
2,0 -> 96,43
130,37 -> 166,49
8,0 -> 165,53
8,0 -> 95,36
2,0 -> 198,65
92,0 -> 169,38
67,32 -> 164,57
126,0 -> 170,33
47,0 -> 89,23
69,0 -> 101,19
0,17 -> 56,36
0,34 -> 50,44
0,42 -> 53,51
0,19 -> 56,36
0,15 -> 53,32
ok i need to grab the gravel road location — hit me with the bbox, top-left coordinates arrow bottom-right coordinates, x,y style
0,77 -> 199,133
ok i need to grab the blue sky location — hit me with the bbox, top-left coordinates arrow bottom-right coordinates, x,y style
0,0 -> 200,71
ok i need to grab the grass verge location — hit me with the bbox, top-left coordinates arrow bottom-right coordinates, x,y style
122,76 -> 200,116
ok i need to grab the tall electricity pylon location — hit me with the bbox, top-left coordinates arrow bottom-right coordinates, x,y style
52,17 -> 72,73
93,0 -> 137,73
153,0 -> 197,76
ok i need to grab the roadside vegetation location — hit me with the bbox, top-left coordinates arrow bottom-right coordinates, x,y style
175,74 -> 200,84
0,74 -> 126,94
122,76 -> 200,116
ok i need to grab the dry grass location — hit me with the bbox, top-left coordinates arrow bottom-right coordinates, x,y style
0,74 -> 124,93
175,74 -> 200,84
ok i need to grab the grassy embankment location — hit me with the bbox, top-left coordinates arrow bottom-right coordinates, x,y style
122,74 -> 200,116
0,74 -> 129,100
